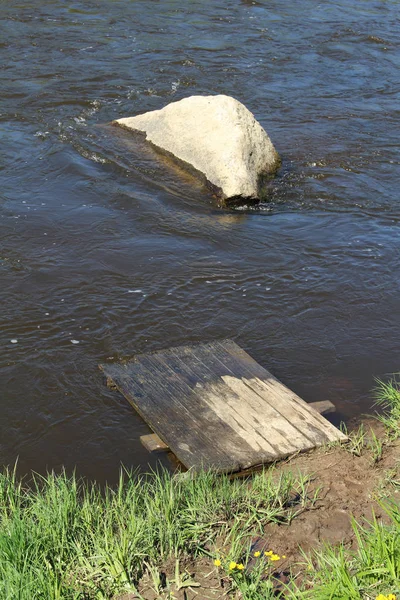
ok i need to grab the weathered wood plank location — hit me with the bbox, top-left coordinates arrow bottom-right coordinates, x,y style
205,341 -> 346,444
100,339 -> 346,473
170,345 -> 314,456
100,360 -> 239,471
140,433 -> 169,453
309,400 -> 336,415
139,352 -> 273,469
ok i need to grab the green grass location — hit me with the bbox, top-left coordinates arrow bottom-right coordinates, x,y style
2,377 -> 400,599
374,375 -> 400,437
340,422 -> 385,465
0,466 -> 313,599
288,376 -> 400,600
0,468 -> 397,600
341,422 -> 368,456
3,462 -> 398,600
290,503 -> 400,600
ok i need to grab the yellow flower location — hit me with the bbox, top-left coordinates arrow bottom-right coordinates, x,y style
282,555 -> 286,559
264,550 -> 273,556
229,561 -> 237,570
214,559 -> 221,567
254,550 -> 261,557
388,595 -> 396,600
270,554 -> 281,561
237,563 -> 245,570
376,595 -> 388,600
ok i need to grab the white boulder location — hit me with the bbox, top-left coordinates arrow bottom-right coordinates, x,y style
114,95 -> 280,204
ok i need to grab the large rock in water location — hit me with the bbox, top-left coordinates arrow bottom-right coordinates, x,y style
114,95 -> 280,204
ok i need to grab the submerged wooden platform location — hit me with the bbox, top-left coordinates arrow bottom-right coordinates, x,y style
100,340 -> 346,473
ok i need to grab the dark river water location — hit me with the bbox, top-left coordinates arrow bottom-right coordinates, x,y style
1,0 -> 399,483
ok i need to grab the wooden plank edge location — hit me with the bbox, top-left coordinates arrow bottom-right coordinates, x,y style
140,433 -> 170,453
308,400 -> 336,416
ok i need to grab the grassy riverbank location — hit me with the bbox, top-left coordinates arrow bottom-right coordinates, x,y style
1,378 -> 400,599
0,466 -> 316,598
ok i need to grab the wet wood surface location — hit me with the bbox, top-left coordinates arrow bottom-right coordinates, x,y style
100,340 -> 346,472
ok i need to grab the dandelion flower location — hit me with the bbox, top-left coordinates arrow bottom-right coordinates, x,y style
237,563 -> 245,570
376,595 -> 388,600
254,550 -> 261,557
229,561 -> 237,570
387,595 -> 396,600
214,559 -> 221,567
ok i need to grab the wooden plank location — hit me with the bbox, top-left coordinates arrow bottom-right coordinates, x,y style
169,345 -> 315,456
100,339 -> 346,473
309,400 -> 336,415
138,352 -> 273,469
162,349 -> 279,461
100,361 -> 240,471
201,341 -> 346,444
190,342 -> 322,444
101,356 -> 265,472
140,433 -> 169,453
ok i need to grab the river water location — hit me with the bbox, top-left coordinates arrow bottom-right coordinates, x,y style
1,0 -> 399,483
